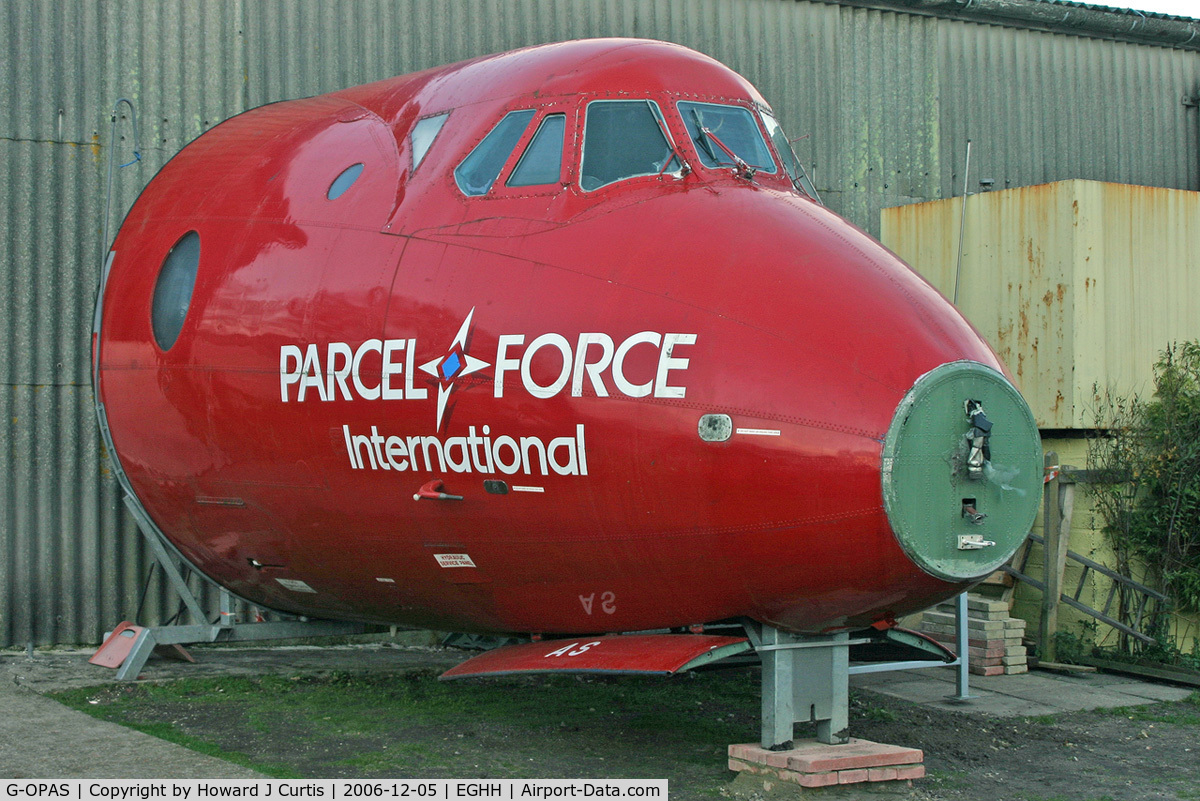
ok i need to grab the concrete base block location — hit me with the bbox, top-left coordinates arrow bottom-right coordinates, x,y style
729,738 -> 925,788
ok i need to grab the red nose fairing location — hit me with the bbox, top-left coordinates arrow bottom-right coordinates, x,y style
95,39 -> 1040,638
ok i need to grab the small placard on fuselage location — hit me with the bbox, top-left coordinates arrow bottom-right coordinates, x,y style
275,578 -> 317,593
435,553 -> 477,568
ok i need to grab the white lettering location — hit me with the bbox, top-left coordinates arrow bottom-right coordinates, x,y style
654,333 -> 696,399
601,591 -> 616,614
543,641 -> 600,658
521,333 -> 572,399
280,345 -> 303,401
298,344 -> 328,402
381,339 -> 406,400
327,342 -> 353,400
444,437 -> 470,472
548,433 -> 579,476
341,425 -> 588,477
352,339 -> 383,400
494,334 -> 525,397
342,424 -> 359,469
612,331 -> 661,398
385,435 -> 408,470
493,436 -> 521,474
405,337 -> 428,399
544,643 -> 578,658
370,426 -> 389,470
521,436 -> 548,476
571,333 -> 613,397
281,328 -> 695,404
351,430 -> 377,469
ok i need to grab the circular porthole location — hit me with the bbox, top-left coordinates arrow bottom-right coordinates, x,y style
327,163 -> 364,200
151,231 -> 200,351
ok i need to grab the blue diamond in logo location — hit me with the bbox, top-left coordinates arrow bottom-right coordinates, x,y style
441,352 -> 462,380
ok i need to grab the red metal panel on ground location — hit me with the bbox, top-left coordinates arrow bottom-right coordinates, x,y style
440,634 -> 750,679
88,621 -> 144,669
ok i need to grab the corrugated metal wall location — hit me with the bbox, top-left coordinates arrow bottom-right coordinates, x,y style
3,0 -> 1198,646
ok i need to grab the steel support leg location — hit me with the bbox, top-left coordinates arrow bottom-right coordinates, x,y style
759,628 -> 851,748
952,591 -> 974,700
114,627 -> 157,682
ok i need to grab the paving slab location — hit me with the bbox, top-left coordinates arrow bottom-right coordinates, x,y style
0,655 -> 264,779
852,665 -> 1194,717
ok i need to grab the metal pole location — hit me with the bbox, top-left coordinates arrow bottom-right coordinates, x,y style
949,592 -> 975,701
952,140 -> 972,306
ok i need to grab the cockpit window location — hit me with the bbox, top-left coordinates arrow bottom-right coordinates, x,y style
507,114 -> 566,187
760,110 -> 822,203
411,112 -> 449,172
581,100 -> 679,191
455,109 -> 536,196
678,102 -> 776,173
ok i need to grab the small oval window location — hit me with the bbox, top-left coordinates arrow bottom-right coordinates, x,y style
151,231 -> 200,351
327,163 -> 364,200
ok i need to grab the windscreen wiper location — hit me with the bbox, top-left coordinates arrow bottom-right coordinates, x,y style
689,109 -> 754,181
701,127 -> 755,181
689,108 -> 718,163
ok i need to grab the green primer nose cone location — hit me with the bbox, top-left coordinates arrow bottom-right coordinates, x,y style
881,361 -> 1043,582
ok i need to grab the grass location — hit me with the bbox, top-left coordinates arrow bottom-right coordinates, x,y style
50,668 -> 763,781
84,715 -> 300,778
863,706 -> 899,723
1093,691 -> 1200,726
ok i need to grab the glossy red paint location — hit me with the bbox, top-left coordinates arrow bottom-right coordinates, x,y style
96,39 -> 1026,639
439,634 -> 752,679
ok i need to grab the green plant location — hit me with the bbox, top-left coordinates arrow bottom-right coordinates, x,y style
1088,342 -> 1200,659
1053,625 -> 1095,665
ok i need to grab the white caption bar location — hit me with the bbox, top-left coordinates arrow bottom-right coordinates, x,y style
2,780 -> 668,801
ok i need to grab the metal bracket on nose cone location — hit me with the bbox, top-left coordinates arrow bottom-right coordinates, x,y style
964,399 -> 993,480
958,534 -> 996,550
961,503 -> 987,525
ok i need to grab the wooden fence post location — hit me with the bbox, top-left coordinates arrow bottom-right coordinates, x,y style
1040,453 -> 1075,662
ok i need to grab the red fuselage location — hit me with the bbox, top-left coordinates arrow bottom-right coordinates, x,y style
96,39 -> 1035,636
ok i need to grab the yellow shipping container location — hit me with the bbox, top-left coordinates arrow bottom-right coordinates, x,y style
881,180 -> 1200,429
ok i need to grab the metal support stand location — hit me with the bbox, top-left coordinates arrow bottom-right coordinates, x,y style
751,627 -> 868,748
98,496 -> 366,681
945,591 -> 975,701
110,612 -> 368,681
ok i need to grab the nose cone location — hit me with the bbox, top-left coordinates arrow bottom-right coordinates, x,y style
882,361 -> 1043,582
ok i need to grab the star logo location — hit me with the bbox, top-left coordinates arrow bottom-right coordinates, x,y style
418,307 -> 490,430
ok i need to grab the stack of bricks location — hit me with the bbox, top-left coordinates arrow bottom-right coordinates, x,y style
918,595 -> 1028,675
728,739 -> 924,788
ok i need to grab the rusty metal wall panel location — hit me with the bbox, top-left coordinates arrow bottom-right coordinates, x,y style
3,0 -> 1200,645
881,182 -> 1085,427
880,180 -> 1200,429
1080,182 -> 1200,418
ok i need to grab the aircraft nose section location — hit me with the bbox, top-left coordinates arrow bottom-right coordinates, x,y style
881,361 -> 1043,582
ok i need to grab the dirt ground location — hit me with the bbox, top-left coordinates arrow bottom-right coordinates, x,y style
50,659 -> 1200,801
